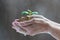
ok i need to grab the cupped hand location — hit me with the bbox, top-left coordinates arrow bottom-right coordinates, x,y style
12,15 -> 51,36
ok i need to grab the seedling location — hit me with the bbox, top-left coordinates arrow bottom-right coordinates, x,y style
19,10 -> 38,22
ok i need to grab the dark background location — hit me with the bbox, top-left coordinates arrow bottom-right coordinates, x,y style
0,0 -> 60,40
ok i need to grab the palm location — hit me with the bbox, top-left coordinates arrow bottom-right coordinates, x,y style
20,19 -> 48,36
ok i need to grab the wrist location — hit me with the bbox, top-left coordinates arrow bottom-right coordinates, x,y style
47,20 -> 60,33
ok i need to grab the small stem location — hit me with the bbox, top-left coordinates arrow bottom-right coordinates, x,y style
27,15 -> 31,20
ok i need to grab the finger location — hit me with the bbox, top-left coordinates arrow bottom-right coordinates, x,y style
12,20 -> 20,27
19,22 -> 32,27
30,15 -> 49,21
12,22 -> 28,32
12,22 -> 16,26
19,19 -> 34,27
31,15 -> 44,18
12,19 -> 32,27
32,18 -> 44,23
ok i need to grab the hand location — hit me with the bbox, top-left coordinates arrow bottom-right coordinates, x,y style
12,15 -> 51,36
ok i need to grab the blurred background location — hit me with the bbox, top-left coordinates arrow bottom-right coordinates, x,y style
0,0 -> 60,40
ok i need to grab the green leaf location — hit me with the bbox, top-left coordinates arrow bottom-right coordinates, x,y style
21,11 -> 29,15
32,12 -> 38,15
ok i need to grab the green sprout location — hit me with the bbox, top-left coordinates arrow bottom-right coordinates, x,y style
21,10 -> 38,20
22,10 -> 38,15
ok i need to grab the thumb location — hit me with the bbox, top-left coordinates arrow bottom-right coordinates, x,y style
31,15 -> 45,18
30,15 -> 49,21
